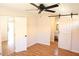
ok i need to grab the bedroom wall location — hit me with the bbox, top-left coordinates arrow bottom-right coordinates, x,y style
26,13 -> 38,47
27,13 -> 51,46
37,14 -> 51,45
0,16 -> 8,42
0,7 -> 26,16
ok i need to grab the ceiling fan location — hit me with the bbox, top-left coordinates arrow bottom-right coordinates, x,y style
30,3 -> 59,14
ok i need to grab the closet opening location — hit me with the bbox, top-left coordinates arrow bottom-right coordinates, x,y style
50,17 -> 59,56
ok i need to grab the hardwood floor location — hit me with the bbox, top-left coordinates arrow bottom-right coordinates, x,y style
58,48 -> 79,56
14,43 -> 54,56
2,41 -> 14,56
14,42 -> 79,56
2,41 -> 79,56
2,41 -> 8,56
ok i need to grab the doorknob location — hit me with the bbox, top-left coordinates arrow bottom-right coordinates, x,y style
25,35 -> 27,37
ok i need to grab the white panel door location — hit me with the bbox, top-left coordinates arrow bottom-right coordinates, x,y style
58,16 -> 72,50
15,17 -> 27,52
71,15 -> 79,53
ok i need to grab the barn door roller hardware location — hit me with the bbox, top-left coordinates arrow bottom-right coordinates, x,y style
49,13 -> 78,18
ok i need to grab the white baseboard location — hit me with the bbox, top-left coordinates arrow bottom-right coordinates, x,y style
71,50 -> 79,53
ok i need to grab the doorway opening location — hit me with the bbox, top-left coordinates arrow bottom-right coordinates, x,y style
50,17 -> 59,56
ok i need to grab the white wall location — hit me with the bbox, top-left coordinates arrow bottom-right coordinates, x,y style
27,13 -> 38,47
37,14 -> 51,45
0,16 -> 8,42
27,13 -> 51,46
0,7 -> 26,16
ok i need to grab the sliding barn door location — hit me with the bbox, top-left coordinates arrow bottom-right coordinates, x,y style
15,17 -> 27,52
71,15 -> 79,53
58,16 -> 72,50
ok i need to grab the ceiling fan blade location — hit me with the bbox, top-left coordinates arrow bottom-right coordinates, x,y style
30,3 -> 39,9
45,4 -> 59,9
38,9 -> 43,14
45,9 -> 55,13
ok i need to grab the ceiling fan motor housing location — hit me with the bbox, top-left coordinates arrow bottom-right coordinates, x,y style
39,4 -> 45,10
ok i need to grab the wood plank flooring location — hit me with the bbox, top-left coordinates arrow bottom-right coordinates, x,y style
14,42 -> 79,56
14,43 -> 54,56
2,41 -> 79,56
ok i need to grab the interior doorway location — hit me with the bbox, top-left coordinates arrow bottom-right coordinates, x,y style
7,16 -> 27,55
50,17 -> 59,55
1,16 -> 27,56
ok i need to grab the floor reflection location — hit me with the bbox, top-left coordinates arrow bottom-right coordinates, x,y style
2,41 -> 14,56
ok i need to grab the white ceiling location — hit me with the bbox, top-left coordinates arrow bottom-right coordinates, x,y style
0,3 -> 79,15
